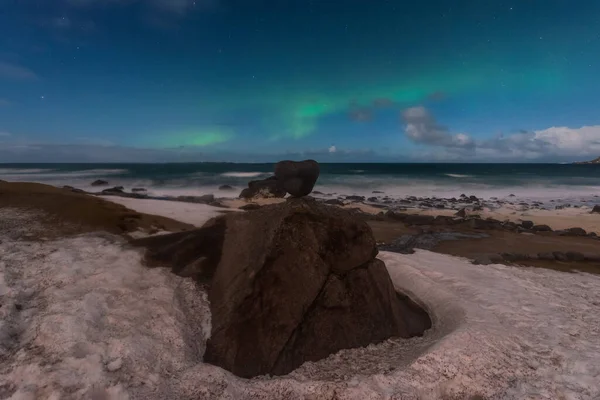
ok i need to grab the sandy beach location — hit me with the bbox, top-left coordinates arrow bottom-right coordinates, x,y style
1,181 -> 599,399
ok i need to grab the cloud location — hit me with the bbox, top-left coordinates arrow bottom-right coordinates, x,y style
328,145 -> 336,153
477,126 -> 600,160
401,106 -> 475,149
0,131 -> 11,137
399,106 -> 600,161
0,62 -> 38,81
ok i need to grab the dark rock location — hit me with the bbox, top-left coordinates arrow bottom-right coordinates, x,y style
176,194 -> 215,204
386,211 -> 409,221
469,195 -> 479,201
472,253 -> 504,265
91,179 -> 109,186
312,190 -> 324,195
218,185 -> 235,191
131,187 -> 147,192
559,227 -> 587,237
346,195 -> 366,202
372,190 -> 384,194
274,159 -> 320,197
239,176 -> 286,199
131,218 -> 227,282
537,252 -> 555,260
501,252 -> 529,262
381,232 -> 489,254
324,199 -> 344,206
434,204 -> 445,209
565,251 -> 585,261
200,199 -> 430,378
532,224 -> 552,232
520,220 -> 534,229
592,205 -> 600,214
552,252 -> 568,261
367,197 -> 378,202
239,203 -> 261,211
454,208 -> 467,218
509,194 -> 516,197
502,221 -> 519,231
102,186 -> 124,194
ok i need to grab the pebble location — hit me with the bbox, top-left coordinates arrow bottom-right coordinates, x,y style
106,358 -> 123,372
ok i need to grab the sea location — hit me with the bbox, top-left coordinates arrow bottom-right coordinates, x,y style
1,163 -> 600,204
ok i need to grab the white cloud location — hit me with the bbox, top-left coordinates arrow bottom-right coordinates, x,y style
478,126 -> 600,160
400,106 -> 600,161
401,106 -> 474,149
328,145 -> 337,153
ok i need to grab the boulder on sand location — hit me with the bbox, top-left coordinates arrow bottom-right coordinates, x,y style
133,198 -> 431,378
91,179 -> 108,186
274,159 -> 320,197
239,176 -> 286,199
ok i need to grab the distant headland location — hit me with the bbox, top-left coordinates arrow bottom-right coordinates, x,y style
574,157 -> 600,164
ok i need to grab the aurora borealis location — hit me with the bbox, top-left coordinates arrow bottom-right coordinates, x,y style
1,0 -> 600,162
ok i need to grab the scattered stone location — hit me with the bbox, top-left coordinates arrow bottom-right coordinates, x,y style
274,159 -> 320,197
91,179 -> 108,186
565,251 -> 585,261
367,197 -> 378,202
372,190 -> 384,194
532,224 -> 552,232
102,186 -> 124,194
218,185 -> 235,191
131,187 -> 147,192
552,252 -> 569,261
106,358 -> 123,372
346,195 -> 366,202
472,253 -> 504,265
324,198 -> 344,206
559,227 -> 587,237
592,205 -> 600,214
176,194 -> 215,204
469,195 -> 479,201
520,220 -> 534,229
538,252 -> 555,260
454,208 -> 467,218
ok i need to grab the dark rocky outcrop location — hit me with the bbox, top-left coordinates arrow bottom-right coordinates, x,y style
274,159 -> 320,197
176,194 -> 215,204
132,198 -> 430,378
218,184 -> 235,191
239,176 -> 286,199
592,205 -> 600,214
91,179 -> 109,186
132,187 -> 147,192
102,186 -> 124,194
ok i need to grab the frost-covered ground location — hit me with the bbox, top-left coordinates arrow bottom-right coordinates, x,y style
1,207 -> 599,400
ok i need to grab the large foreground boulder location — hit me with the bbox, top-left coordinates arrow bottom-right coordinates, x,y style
274,159 -> 320,197
134,198 -> 430,378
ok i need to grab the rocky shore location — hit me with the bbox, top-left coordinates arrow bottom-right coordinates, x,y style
1,162 -> 600,399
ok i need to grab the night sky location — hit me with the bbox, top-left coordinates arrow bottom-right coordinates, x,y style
1,0 -> 600,162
